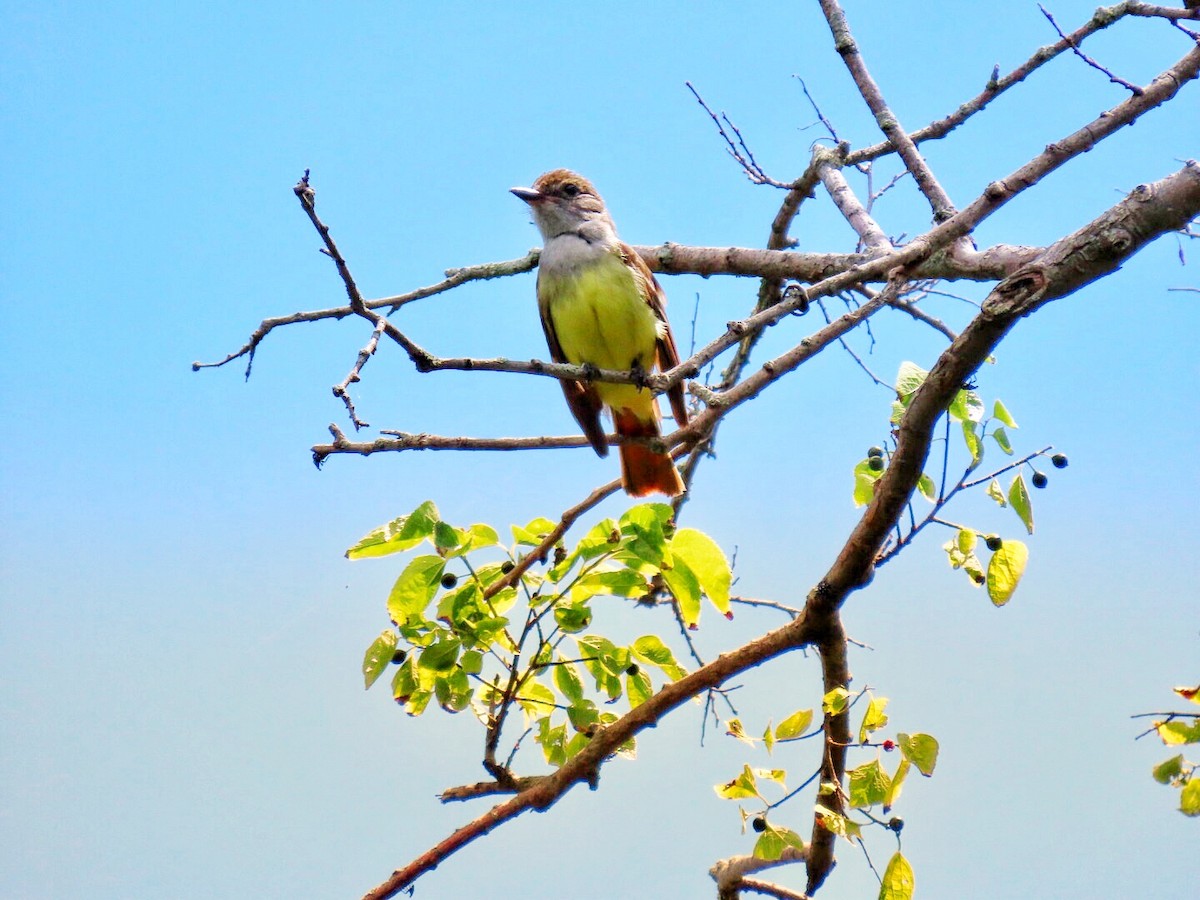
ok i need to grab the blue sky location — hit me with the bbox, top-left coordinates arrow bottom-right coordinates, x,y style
2,2 -> 1197,898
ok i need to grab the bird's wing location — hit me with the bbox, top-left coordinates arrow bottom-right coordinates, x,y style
537,275 -> 610,457
620,243 -> 690,430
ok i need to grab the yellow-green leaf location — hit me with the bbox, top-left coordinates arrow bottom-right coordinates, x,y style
776,708 -> 815,742
346,501 -> 440,559
987,540 -> 1028,607
670,528 -> 732,616
1180,777 -> 1200,816
387,555 -> 445,623
362,629 -> 397,689
1008,473 -> 1034,535
878,851 -> 915,900
823,687 -> 850,715
897,732 -> 939,776
859,696 -> 890,743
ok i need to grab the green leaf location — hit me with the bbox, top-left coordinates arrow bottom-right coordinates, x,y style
957,528 -> 976,555
854,469 -> 880,507
917,473 -> 936,502
715,764 -> 761,801
987,539 -> 1028,606
626,668 -> 653,709
432,521 -> 460,554
752,828 -> 784,861
1008,473 -> 1034,535
662,555 -> 702,627
536,716 -> 567,766
753,825 -> 805,861
345,501 -> 440,559
961,420 -> 983,468
670,528 -> 733,616
570,569 -> 646,602
849,760 -> 892,808
434,668 -> 472,712
362,630 -> 398,689
1181,777 -> 1200,816
823,687 -> 850,715
725,718 -> 757,746
1153,754 -> 1184,784
897,732 -> 939,776
515,680 -> 557,718
859,696 -> 890,743
991,425 -> 1014,455
992,399 -> 1018,428
949,388 -> 984,424
460,650 -> 483,675
390,656 -> 419,703
512,516 -> 556,546
619,503 -> 672,567
986,478 -> 1007,507
885,756 -> 910,808
894,361 -> 928,401
814,805 -> 861,842
387,555 -> 445,623
775,708 -> 815,742
553,604 -> 593,633
763,723 -> 775,754
417,637 -> 461,673
1156,718 -> 1200,745
553,659 -> 585,703
566,699 -> 600,734
878,851 -> 915,900
631,635 -> 688,681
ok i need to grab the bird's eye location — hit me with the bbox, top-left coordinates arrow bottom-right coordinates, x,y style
561,183 -> 581,198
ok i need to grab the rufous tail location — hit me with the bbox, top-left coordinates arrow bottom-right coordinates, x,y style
613,408 -> 684,497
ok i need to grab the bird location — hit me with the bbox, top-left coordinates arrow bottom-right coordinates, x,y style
511,169 -> 689,497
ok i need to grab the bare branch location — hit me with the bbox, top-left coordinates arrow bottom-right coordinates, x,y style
1039,3 -> 1144,94
819,0 -> 958,222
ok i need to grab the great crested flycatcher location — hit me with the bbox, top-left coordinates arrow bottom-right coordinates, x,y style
511,169 -> 689,497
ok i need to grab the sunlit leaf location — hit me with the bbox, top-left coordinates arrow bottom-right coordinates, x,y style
987,540 -> 1028,607
986,478 -> 1007,507
346,500 -> 440,559
1181,777 -> 1200,816
1008,473 -> 1034,535
991,426 -> 1014,455
775,708 -> 815,742
917,473 -> 936,502
823,687 -> 850,715
878,851 -> 915,900
387,555 -> 445,623
1153,754 -> 1184,784
897,732 -> 939,776
362,630 -> 398,689
715,764 -> 761,801
670,528 -> 732,616
726,718 -> 757,746
849,760 -> 892,808
631,635 -> 688,681
992,399 -> 1018,428
859,696 -> 890,743
1156,718 -> 1200,745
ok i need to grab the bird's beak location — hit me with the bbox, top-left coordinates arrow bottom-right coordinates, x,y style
510,186 -> 543,204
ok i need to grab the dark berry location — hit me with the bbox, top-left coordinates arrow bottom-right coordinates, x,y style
500,561 -> 515,574
752,816 -> 767,833
440,572 -> 458,589
985,536 -> 1003,552
971,572 -> 985,585
882,739 -> 896,752
391,648 -> 407,665
868,456 -> 885,472
625,663 -> 640,677
1032,471 -> 1048,489
553,546 -> 567,565
888,817 -> 904,833
868,446 -> 884,458
1051,453 -> 1069,469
